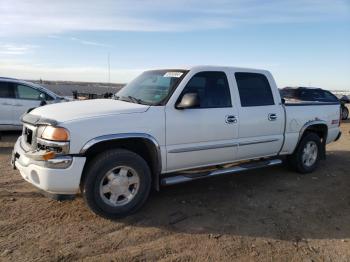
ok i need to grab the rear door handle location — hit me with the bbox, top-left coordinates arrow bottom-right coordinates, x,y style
225,115 -> 237,124
13,104 -> 23,107
268,113 -> 277,121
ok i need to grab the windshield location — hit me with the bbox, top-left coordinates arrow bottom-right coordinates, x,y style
116,70 -> 187,105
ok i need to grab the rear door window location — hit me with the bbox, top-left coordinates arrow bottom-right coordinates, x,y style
235,73 -> 275,107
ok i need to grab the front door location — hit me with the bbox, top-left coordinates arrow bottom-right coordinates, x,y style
165,71 -> 239,172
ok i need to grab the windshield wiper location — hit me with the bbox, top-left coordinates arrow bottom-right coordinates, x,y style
116,95 -> 148,105
127,96 -> 145,104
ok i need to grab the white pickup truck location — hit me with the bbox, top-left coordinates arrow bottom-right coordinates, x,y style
12,66 -> 342,219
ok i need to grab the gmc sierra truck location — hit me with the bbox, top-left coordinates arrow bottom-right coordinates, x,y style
11,66 -> 342,219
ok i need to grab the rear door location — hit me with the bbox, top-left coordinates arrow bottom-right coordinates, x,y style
0,81 -> 16,127
233,72 -> 284,160
11,84 -> 42,125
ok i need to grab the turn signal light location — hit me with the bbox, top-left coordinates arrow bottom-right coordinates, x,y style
42,151 -> 56,161
41,126 -> 70,141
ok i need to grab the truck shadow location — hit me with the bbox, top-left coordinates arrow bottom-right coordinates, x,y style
128,150 -> 350,241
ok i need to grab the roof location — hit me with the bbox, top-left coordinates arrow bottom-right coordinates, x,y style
149,65 -> 270,74
0,77 -> 60,98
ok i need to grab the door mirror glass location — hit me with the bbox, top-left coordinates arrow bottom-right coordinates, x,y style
39,93 -> 46,100
176,92 -> 200,109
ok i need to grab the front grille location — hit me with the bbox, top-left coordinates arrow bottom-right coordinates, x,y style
21,124 -> 37,151
24,127 -> 33,145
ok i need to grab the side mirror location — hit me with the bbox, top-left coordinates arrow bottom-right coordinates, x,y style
39,93 -> 47,106
281,98 -> 286,104
176,92 -> 200,109
39,93 -> 46,100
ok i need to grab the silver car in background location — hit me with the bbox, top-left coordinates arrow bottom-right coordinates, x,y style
0,77 -> 67,130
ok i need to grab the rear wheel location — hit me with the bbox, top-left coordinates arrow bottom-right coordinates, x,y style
82,149 -> 152,219
341,106 -> 349,120
287,132 -> 321,174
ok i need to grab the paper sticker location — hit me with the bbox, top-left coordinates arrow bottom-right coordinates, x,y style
164,72 -> 183,78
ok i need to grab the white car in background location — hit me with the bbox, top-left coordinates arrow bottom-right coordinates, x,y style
0,77 -> 67,131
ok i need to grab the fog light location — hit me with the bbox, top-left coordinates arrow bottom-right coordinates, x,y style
30,170 -> 40,184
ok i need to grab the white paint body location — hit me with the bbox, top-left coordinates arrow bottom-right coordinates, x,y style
13,66 -> 341,194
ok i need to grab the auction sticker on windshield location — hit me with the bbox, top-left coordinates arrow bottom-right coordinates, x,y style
164,72 -> 183,78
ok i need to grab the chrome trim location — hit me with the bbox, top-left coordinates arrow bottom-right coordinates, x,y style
16,155 -> 73,169
238,138 -> 279,147
225,115 -> 237,124
168,142 -> 238,154
45,156 -> 74,169
22,124 -> 38,151
36,138 -> 70,154
168,139 -> 279,154
161,159 -> 283,186
268,113 -> 277,121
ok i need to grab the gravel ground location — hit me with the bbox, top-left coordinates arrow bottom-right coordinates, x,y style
0,120 -> 349,261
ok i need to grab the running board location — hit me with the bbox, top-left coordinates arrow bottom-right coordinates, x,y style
161,159 -> 283,186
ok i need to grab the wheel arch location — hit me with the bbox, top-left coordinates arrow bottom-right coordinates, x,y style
80,133 -> 162,191
296,120 -> 328,159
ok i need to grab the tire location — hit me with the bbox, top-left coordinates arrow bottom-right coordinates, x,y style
287,132 -> 322,174
342,106 -> 349,120
82,149 -> 152,219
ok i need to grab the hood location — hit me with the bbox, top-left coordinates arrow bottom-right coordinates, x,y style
30,99 -> 150,123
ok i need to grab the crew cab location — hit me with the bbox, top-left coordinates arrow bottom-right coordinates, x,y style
11,66 -> 342,219
0,77 -> 67,130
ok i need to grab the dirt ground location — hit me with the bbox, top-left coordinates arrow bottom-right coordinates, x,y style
0,121 -> 349,262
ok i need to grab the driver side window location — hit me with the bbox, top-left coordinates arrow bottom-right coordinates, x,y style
16,84 -> 42,100
180,71 -> 231,108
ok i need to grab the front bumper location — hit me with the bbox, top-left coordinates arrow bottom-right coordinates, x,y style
12,137 -> 86,194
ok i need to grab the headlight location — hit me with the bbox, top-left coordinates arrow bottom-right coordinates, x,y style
40,126 -> 70,141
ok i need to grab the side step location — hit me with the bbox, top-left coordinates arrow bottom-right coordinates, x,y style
161,159 -> 283,186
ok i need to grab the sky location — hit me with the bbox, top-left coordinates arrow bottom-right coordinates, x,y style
0,0 -> 350,89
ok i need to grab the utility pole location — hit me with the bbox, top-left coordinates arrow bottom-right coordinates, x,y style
107,52 -> 111,84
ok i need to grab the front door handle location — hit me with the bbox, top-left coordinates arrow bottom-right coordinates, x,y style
1,102 -> 12,106
225,115 -> 237,124
268,113 -> 277,121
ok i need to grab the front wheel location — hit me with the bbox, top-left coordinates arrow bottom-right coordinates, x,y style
287,132 -> 321,174
82,149 -> 152,219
